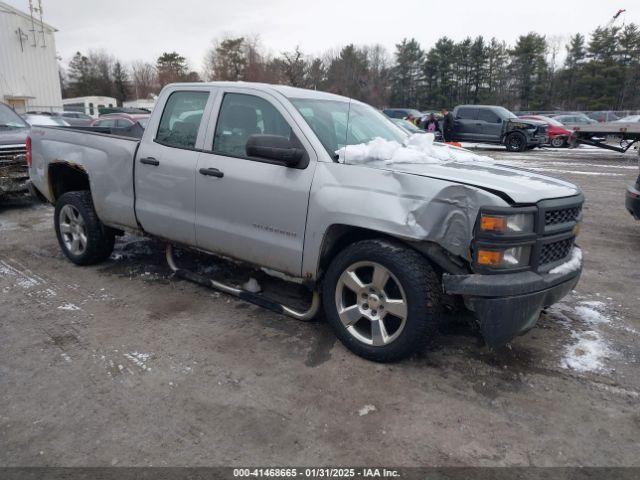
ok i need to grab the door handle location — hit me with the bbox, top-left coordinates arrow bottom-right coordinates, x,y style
199,167 -> 224,178
140,157 -> 159,166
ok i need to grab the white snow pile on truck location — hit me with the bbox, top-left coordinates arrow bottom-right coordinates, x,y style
335,133 -> 494,165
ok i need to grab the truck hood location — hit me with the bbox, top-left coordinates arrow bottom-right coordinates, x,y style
335,135 -> 579,204
375,160 -> 580,204
0,128 -> 28,146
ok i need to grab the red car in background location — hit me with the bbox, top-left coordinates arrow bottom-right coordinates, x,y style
91,113 -> 150,129
519,115 -> 572,148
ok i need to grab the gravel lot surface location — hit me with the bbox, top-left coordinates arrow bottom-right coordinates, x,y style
1,145 -> 639,466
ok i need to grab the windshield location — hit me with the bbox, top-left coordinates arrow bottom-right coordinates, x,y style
393,118 -> 421,133
539,116 -> 564,126
291,98 -> 407,160
495,106 -> 517,119
0,104 -> 28,129
23,115 -> 67,126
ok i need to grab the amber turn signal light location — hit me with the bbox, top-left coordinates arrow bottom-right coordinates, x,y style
477,249 -> 504,266
480,215 -> 507,232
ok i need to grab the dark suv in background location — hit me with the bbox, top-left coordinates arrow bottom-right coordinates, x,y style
382,108 -> 423,119
449,105 -> 548,152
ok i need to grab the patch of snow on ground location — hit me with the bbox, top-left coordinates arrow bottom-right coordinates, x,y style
0,220 -> 19,231
574,305 -> 611,325
358,404 -> 377,416
336,133 -> 494,165
549,247 -> 582,275
556,295 -> 620,373
57,303 -> 80,311
561,330 -> 611,372
124,352 -> 152,371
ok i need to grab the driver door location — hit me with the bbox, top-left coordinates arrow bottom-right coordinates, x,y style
194,89 -> 317,277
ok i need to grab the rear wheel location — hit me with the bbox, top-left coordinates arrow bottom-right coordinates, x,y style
322,239 -> 442,362
54,191 -> 115,265
505,132 -> 527,152
551,136 -> 567,148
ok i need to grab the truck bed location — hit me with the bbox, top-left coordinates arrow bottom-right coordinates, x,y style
572,122 -> 640,136
29,126 -> 140,231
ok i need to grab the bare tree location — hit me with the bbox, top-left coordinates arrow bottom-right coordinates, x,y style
131,61 -> 159,99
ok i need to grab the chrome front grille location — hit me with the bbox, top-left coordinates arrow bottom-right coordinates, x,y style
0,145 -> 27,165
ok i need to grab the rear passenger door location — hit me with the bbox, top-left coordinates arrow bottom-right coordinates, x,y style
194,89 -> 317,277
453,107 -> 480,141
134,88 -> 215,245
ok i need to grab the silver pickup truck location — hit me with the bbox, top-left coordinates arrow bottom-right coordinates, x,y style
28,82 -> 584,362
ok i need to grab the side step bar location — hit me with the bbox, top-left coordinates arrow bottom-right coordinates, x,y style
165,244 -> 320,321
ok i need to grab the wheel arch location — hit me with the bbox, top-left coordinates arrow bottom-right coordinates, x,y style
48,162 -> 91,201
316,224 -> 469,282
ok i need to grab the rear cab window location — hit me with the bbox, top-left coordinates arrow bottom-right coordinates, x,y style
156,91 -> 210,149
456,107 -> 477,120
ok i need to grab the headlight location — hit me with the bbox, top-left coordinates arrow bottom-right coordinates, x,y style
480,212 -> 534,234
477,245 -> 531,269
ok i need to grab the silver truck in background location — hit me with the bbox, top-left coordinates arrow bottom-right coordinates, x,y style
28,82 -> 584,362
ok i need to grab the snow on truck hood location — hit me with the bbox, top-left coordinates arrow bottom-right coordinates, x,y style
335,134 -> 580,204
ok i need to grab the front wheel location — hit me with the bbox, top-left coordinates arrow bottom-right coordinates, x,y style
322,239 -> 442,362
54,191 -> 115,265
505,132 -> 527,152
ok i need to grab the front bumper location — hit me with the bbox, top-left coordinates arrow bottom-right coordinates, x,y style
443,248 -> 582,348
626,183 -> 640,220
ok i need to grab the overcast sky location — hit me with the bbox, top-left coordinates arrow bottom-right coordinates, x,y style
3,0 -> 637,71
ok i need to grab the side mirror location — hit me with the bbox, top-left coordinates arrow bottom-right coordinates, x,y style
246,134 -> 304,167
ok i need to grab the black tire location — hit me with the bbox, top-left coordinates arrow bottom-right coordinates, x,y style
505,132 -> 527,152
54,191 -> 115,266
322,239 -> 442,362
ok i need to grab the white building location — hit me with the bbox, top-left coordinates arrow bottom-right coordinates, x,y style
62,96 -> 117,118
0,1 -> 62,113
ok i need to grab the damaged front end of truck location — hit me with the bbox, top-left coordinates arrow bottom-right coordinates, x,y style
0,144 -> 29,199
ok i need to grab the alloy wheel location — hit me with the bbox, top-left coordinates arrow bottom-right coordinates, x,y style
334,261 -> 408,346
58,204 -> 87,255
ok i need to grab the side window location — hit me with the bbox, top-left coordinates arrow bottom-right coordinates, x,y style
156,91 -> 209,149
95,119 -> 116,127
478,109 -> 501,123
89,103 -> 94,116
213,93 -> 295,158
456,108 -> 477,120
116,119 -> 133,128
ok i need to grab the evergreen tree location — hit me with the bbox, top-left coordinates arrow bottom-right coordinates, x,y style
509,33 -> 549,109
67,51 -> 92,96
112,61 -> 129,106
390,39 -> 424,107
156,52 -> 189,86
